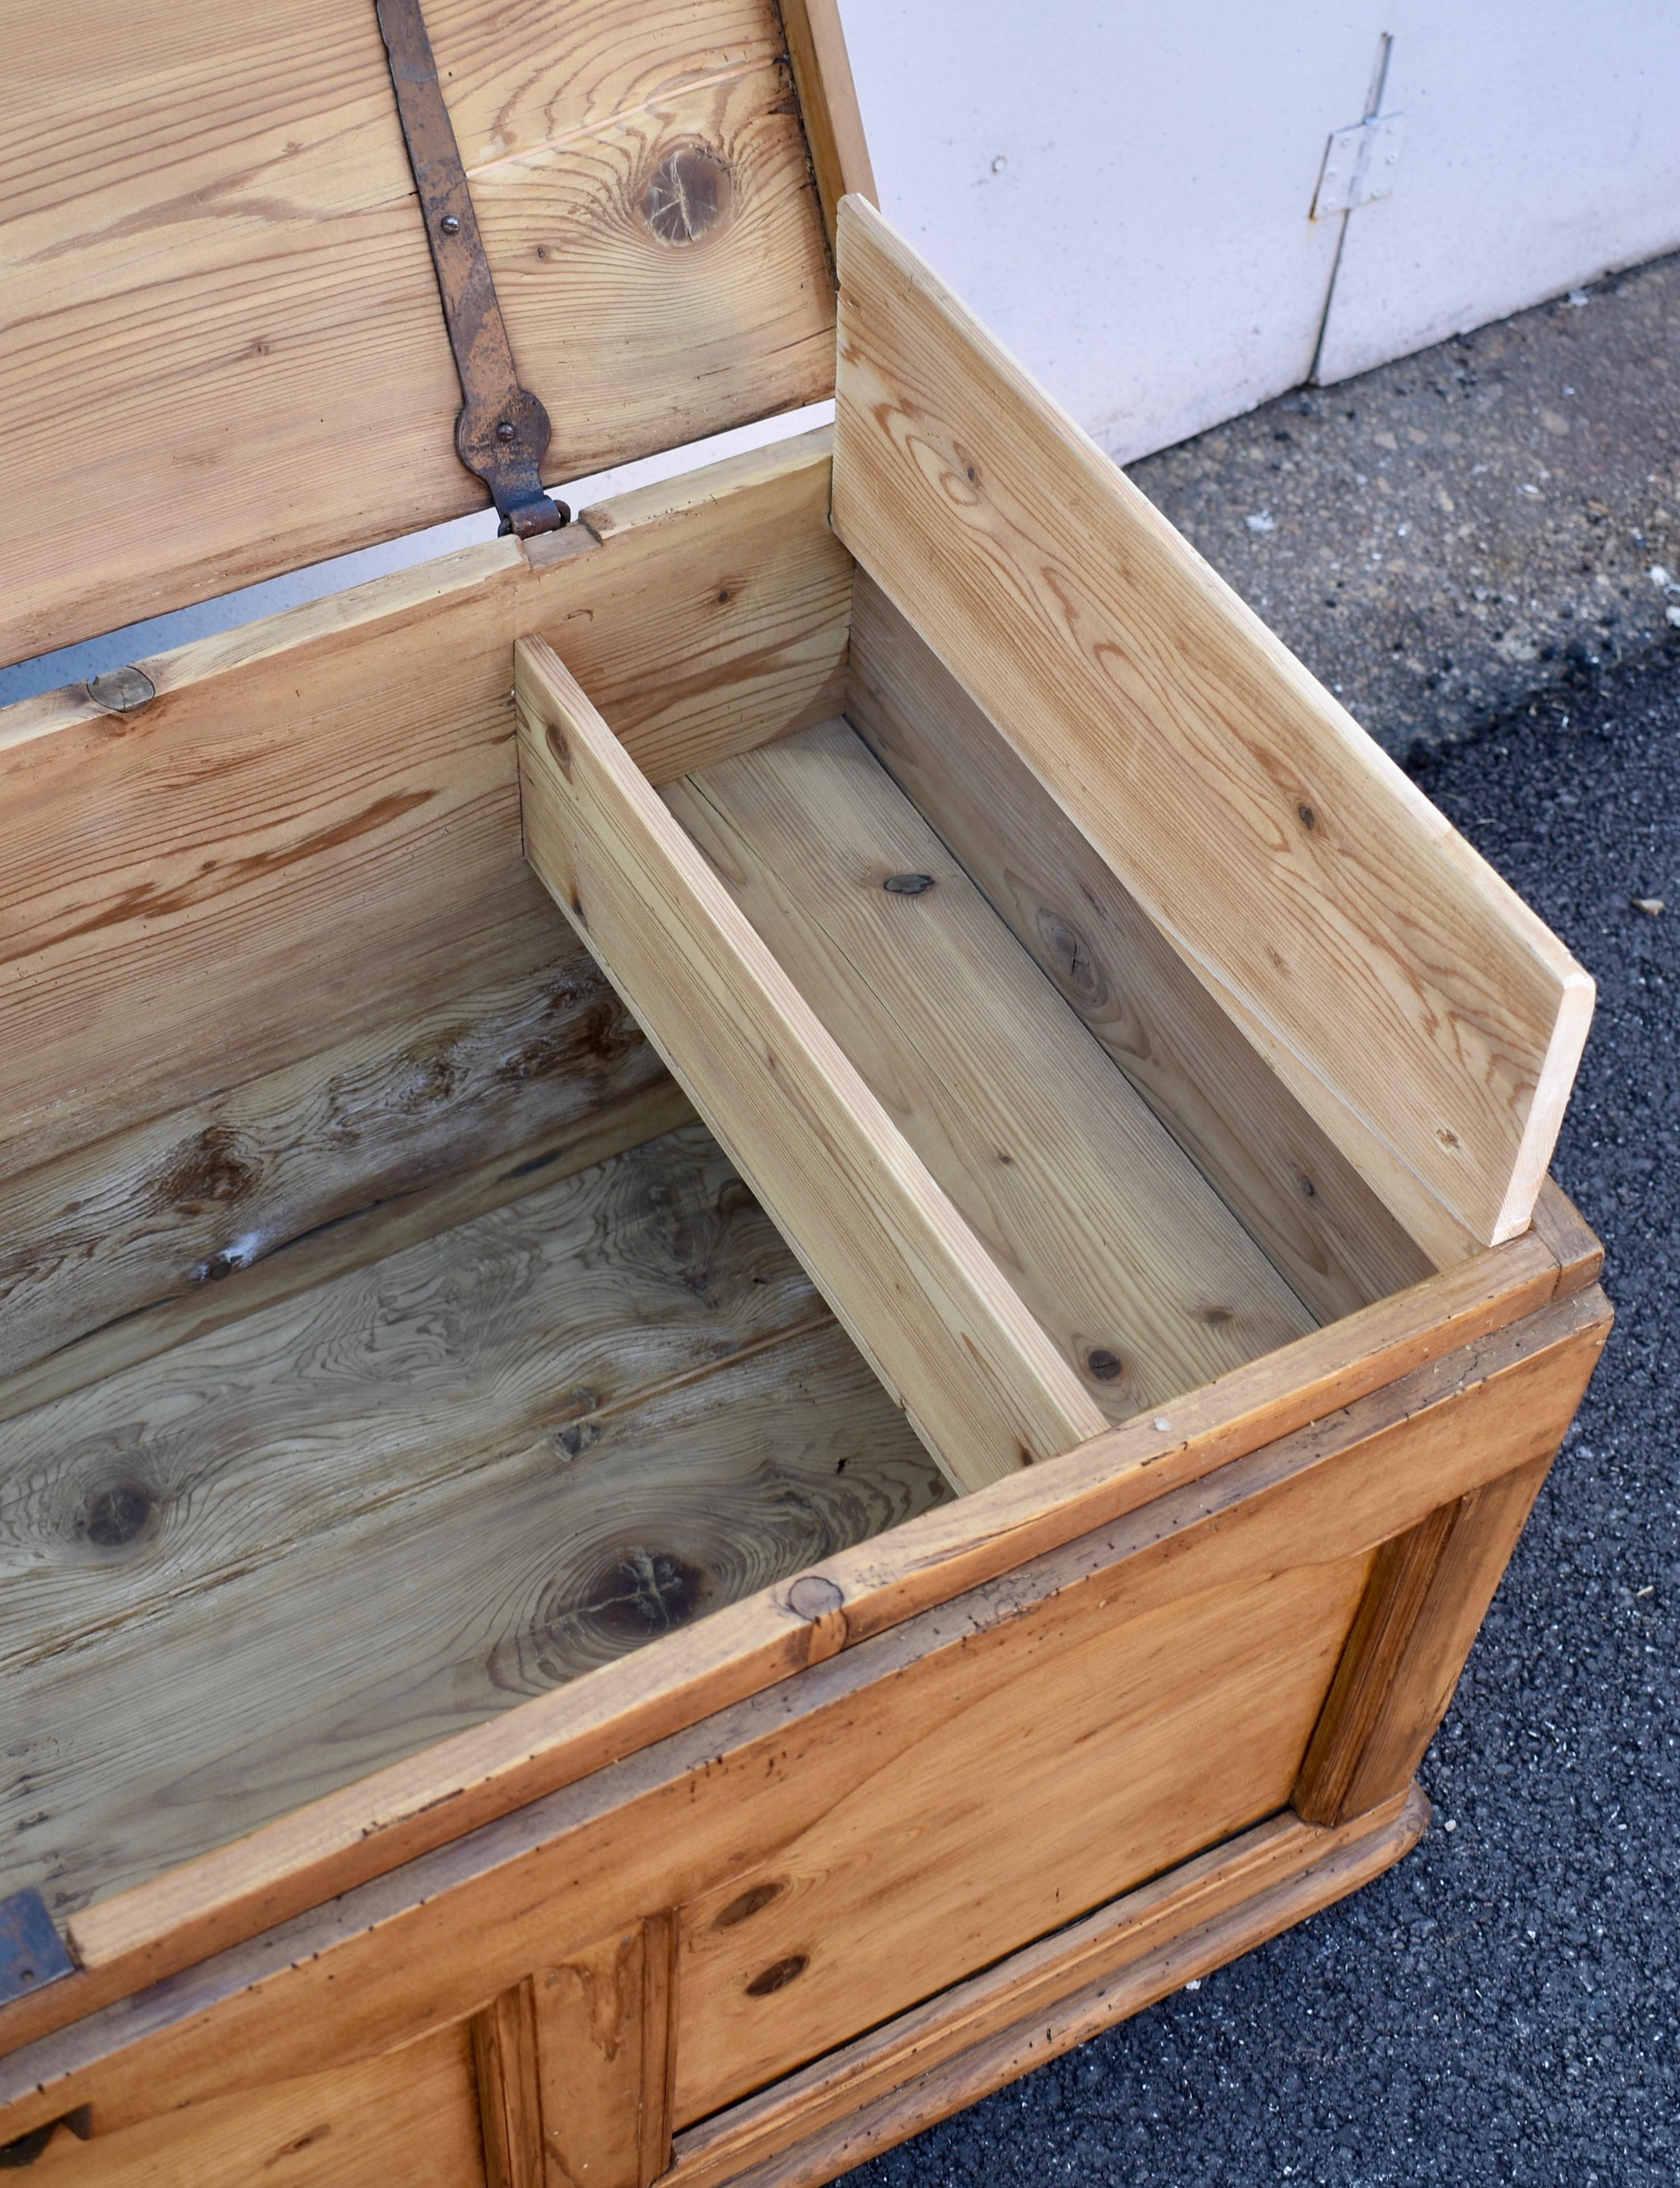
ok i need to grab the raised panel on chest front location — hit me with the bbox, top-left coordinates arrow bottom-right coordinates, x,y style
670,1538 -> 1372,2120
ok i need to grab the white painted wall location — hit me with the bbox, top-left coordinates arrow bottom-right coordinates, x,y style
844,0 -> 1680,447
1314,0 -> 1680,382
845,1 -> 1386,460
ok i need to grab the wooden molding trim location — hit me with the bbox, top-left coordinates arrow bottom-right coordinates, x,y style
666,1790 -> 1428,2188
1297,1450 -> 1560,1827
473,1979 -> 547,2188
1528,1177 -> 1604,1298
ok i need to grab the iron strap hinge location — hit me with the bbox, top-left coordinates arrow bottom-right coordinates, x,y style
374,0 -> 570,537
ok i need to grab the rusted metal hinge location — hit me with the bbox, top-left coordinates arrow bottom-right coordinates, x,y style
374,0 -> 569,536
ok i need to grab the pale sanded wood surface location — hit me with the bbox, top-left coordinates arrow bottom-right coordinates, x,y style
665,1793 -> 1425,2188
831,195 -> 1593,1259
516,635 -> 1107,1489
0,432 -> 843,1183
0,0 -> 839,665
16,1218 -> 1574,2045
0,1126 -> 946,1916
844,573 -> 1435,1319
0,945 -> 687,1420
0,1292 -> 1604,2144
665,718 -> 1316,1416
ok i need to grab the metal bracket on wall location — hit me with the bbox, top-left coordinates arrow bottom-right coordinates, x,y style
374,0 -> 570,537
1312,111 -> 1406,220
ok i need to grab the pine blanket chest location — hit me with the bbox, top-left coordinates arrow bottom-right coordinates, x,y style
0,2 -> 1608,2181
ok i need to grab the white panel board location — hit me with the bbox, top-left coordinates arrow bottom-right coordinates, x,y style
843,1 -> 1390,460
1316,0 -> 1680,384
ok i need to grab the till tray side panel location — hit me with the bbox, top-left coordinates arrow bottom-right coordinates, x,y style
831,195 -> 1593,1261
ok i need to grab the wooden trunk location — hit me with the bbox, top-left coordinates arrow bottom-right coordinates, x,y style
0,4 -> 1606,2181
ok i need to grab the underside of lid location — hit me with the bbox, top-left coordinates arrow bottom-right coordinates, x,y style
0,0 -> 858,670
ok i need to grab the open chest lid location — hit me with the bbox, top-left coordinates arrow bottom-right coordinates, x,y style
0,0 -> 871,671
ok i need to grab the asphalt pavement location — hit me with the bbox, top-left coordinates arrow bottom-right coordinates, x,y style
840,626 -> 1678,2185
1131,249 -> 1680,758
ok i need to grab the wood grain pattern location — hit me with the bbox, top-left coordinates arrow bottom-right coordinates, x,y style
0,1126 -> 946,1918
665,1791 -> 1425,2188
0,1292 -> 1603,2139
845,572 -> 1436,1320
778,0 -> 878,248
831,194 -> 1593,1258
0,0 -> 836,664
670,1536 -> 1373,2118
516,635 -> 1107,1489
1298,1451 -> 1558,1825
665,718 -> 1316,1415
474,1981 -> 547,2188
1293,1506 -> 1460,1826
535,1920 -> 676,2188
0,431 -> 842,1187
16,1220 -> 1573,2047
0,947 -> 688,1420
567,432 -> 854,789
0,2020 -> 485,2187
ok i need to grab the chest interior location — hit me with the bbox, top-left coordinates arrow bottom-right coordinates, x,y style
0,0 -> 1587,1971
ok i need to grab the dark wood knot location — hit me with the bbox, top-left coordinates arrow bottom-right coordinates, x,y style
883,872 -> 935,896
745,1953 -> 808,1997
78,1483 -> 153,1549
712,1880 -> 785,1931
641,145 -> 733,245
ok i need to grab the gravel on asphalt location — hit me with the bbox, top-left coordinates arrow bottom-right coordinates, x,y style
1129,251 -> 1680,758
